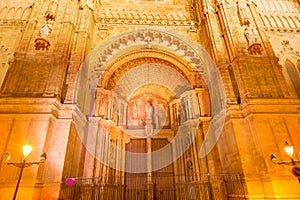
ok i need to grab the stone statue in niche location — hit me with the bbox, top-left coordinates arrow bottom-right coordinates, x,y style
145,102 -> 153,120
244,27 -> 258,45
40,20 -> 53,39
244,27 -> 262,55
35,20 -> 52,50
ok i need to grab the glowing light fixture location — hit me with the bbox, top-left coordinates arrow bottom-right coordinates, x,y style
22,143 -> 33,158
284,142 -> 294,158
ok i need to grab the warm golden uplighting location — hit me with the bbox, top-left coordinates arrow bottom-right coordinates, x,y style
22,144 -> 32,158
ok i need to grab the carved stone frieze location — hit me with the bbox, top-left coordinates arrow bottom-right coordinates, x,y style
96,8 -> 197,28
0,19 -> 28,27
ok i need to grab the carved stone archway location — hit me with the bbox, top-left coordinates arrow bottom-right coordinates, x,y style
75,28 -> 225,117
74,28 -> 226,166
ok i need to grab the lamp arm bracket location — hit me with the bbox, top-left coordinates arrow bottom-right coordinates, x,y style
294,160 -> 300,165
271,160 -> 293,165
5,161 -> 24,168
5,161 -> 41,168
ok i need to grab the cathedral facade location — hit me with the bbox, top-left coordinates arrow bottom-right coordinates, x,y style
0,0 -> 299,199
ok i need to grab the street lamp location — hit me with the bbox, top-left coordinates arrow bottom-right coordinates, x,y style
270,142 -> 300,165
270,142 -> 300,183
2,143 -> 47,200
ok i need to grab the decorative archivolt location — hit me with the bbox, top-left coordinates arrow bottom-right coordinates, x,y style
101,52 -> 195,89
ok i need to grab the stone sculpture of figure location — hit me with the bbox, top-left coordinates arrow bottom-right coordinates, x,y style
40,20 -> 53,39
244,27 -> 258,45
145,102 -> 153,119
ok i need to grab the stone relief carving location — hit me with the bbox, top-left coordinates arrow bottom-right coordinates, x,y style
237,0 -> 262,54
97,25 -> 109,39
247,43 -> 262,55
281,40 -> 294,52
244,27 -> 258,45
278,40 -> 300,64
34,20 -> 53,50
34,1 -> 58,52
244,24 -> 262,54
40,21 -> 53,39
96,8 -> 196,28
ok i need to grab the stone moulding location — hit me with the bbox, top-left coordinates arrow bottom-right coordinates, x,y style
97,17 -> 196,27
0,19 -> 27,27
96,9 -> 197,27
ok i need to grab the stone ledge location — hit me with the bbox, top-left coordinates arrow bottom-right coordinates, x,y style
227,99 -> 300,119
0,97 -> 74,119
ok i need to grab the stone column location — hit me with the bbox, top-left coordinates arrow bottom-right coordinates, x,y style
146,137 -> 154,200
144,112 -> 154,200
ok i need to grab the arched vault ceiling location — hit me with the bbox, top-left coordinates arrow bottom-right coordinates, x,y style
101,54 -> 200,90
131,84 -> 175,102
113,63 -> 192,101
106,58 -> 192,90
